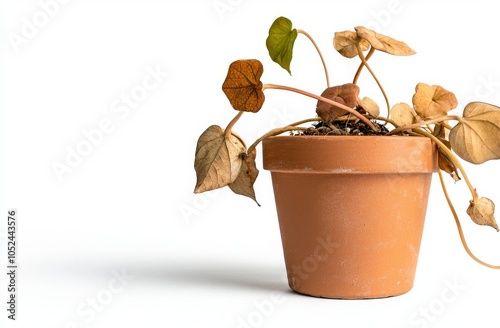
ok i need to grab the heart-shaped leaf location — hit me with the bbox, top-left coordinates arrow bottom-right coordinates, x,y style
266,16 -> 298,74
390,102 -> 415,126
222,59 -> 265,113
228,149 -> 260,205
316,83 -> 360,122
449,102 -> 500,164
467,197 -> 499,231
194,125 -> 246,193
333,30 -> 370,58
354,26 -> 416,56
412,83 -> 458,118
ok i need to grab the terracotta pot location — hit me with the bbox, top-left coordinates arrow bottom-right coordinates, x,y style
262,135 -> 438,299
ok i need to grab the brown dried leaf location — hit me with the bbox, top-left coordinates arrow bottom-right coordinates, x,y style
390,102 -> 415,126
437,139 -> 461,182
194,125 -> 246,193
433,123 -> 447,139
467,197 -> 499,231
359,96 -> 379,117
449,102 -> 500,164
222,59 -> 265,113
333,30 -> 370,58
316,83 -> 360,122
229,149 -> 260,205
354,26 -> 416,56
412,83 -> 458,118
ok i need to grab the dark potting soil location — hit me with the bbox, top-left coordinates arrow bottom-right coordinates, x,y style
299,120 -> 390,136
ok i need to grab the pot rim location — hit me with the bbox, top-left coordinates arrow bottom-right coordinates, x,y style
262,134 -> 438,174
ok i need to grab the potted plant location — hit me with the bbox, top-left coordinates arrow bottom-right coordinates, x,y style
193,16 -> 500,299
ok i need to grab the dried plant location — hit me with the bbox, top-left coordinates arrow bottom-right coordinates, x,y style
194,16 -> 500,269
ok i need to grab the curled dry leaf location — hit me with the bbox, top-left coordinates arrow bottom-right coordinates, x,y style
412,83 -> 458,118
228,149 -> 260,205
437,139 -> 461,182
467,197 -> 499,231
433,122 -> 447,139
316,83 -> 360,122
354,26 -> 416,56
194,125 -> 246,193
222,59 -> 265,113
390,102 -> 414,126
449,102 -> 500,164
333,30 -> 370,58
266,16 -> 298,74
359,96 -> 379,117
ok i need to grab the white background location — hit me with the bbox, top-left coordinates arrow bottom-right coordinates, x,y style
1,0 -> 500,327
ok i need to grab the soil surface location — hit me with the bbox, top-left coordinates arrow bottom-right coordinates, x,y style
299,120 -> 390,136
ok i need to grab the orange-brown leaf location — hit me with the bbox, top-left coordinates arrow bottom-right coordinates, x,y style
222,59 -> 265,113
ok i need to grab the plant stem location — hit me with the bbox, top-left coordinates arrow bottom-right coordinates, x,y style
353,47 -> 374,84
437,170 -> 500,269
441,121 -> 453,130
262,83 -> 378,131
386,115 -> 463,136
297,29 -> 330,88
288,117 -> 323,126
224,111 -> 243,138
368,115 -> 399,130
247,126 -> 308,154
412,128 -> 478,201
355,43 -> 391,120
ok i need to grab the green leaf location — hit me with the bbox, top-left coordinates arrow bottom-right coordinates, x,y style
266,16 -> 298,74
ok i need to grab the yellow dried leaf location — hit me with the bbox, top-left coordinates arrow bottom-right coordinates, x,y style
449,102 -> 500,164
354,26 -> 416,56
194,125 -> 246,193
359,96 -> 379,117
412,83 -> 458,118
333,30 -> 370,58
467,197 -> 499,231
390,102 -> 414,126
228,149 -> 260,205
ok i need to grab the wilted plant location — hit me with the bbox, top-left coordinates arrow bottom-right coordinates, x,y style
194,16 -> 500,269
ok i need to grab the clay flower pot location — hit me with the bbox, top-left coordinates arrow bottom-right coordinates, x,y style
262,135 -> 438,299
